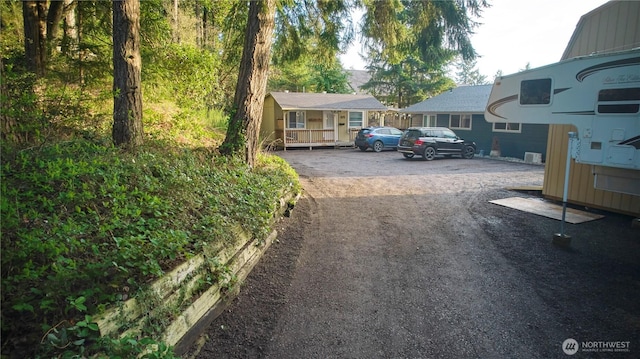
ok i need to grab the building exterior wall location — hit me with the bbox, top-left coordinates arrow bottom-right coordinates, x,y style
544,0 -> 640,216
427,113 -> 549,159
561,0 -> 640,59
261,96 -> 277,142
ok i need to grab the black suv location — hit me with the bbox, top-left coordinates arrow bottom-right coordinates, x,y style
397,127 -> 476,160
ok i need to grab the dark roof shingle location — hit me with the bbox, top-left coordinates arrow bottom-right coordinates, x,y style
401,85 -> 492,113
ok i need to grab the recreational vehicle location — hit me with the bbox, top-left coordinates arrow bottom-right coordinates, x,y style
485,48 -> 640,195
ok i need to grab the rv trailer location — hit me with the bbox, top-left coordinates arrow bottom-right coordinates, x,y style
485,48 -> 640,195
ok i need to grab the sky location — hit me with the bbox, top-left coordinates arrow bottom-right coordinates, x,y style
340,0 -> 609,79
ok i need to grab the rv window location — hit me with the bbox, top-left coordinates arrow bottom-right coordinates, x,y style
597,104 -> 640,114
520,79 -> 552,105
598,88 -> 640,101
597,88 -> 640,114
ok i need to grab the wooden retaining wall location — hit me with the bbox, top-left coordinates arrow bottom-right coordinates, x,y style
94,190 -> 300,355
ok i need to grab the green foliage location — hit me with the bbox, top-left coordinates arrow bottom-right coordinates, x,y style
362,53 -> 456,108
143,43 -> 226,111
454,57 -> 489,85
1,139 -> 300,358
361,0 -> 489,65
269,54 -> 352,93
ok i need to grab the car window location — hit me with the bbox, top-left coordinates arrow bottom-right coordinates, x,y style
390,129 -> 403,136
442,130 -> 457,139
378,129 -> 390,135
404,129 -> 422,139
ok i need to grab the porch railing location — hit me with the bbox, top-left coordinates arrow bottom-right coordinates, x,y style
284,129 -> 335,144
275,128 -> 360,148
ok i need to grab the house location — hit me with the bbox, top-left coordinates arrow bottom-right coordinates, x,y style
260,91 -> 388,149
401,85 -> 549,160
543,0 -> 640,216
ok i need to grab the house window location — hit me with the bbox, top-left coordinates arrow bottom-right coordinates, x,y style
493,122 -> 522,133
348,111 -> 363,128
287,111 -> 305,128
423,115 -> 436,127
449,114 -> 471,129
520,78 -> 552,105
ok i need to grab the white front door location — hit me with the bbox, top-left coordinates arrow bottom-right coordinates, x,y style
323,111 -> 336,141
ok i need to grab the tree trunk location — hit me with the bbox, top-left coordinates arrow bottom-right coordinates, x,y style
22,1 -> 47,76
220,0 -> 275,168
112,0 -> 144,148
62,0 -> 78,55
172,0 -> 180,43
46,0 -> 64,45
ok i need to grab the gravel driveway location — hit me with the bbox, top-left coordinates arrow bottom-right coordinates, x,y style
193,148 -> 639,359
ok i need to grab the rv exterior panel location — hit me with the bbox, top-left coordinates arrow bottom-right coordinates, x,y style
485,48 -> 640,170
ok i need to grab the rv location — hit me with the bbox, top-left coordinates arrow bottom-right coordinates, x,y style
485,48 -> 640,195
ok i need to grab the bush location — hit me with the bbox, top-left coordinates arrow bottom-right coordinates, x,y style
0,139 -> 300,358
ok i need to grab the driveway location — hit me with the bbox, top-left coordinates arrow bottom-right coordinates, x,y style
193,149 -> 640,358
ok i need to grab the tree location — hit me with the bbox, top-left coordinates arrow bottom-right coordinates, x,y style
361,51 -> 455,108
268,54 -> 351,94
220,0 -> 275,167
112,0 -> 144,148
455,57 -> 488,85
361,0 -> 488,67
22,1 -> 47,76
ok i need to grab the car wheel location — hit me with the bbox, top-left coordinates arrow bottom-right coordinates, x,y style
403,153 -> 414,159
373,140 -> 384,152
422,147 -> 436,161
358,146 -> 367,151
462,145 -> 475,159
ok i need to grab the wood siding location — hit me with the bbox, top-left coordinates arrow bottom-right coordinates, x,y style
545,0 -> 640,216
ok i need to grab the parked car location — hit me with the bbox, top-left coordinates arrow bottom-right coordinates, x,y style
355,126 -> 404,152
397,127 -> 476,160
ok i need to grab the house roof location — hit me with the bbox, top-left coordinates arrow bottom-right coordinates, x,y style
401,85 -> 492,114
269,91 -> 388,111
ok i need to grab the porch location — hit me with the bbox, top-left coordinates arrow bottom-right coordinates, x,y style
277,128 -> 358,149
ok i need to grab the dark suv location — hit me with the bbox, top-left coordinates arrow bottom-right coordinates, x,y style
397,127 -> 476,160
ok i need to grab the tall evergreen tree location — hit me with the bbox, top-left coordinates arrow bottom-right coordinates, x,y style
455,57 -> 488,85
220,0 -> 276,167
112,0 -> 144,148
359,0 -> 489,100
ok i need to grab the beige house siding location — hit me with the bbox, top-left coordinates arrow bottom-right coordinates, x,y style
261,96 -> 277,143
543,0 -> 640,216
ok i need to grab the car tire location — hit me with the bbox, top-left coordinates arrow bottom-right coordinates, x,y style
373,141 -> 384,152
462,145 -> 475,159
422,147 -> 436,161
358,146 -> 367,151
403,153 -> 415,159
